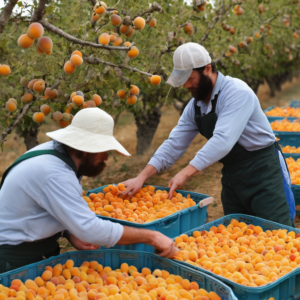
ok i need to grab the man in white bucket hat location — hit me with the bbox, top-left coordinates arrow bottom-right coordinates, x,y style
122,42 -> 296,227
0,108 -> 175,273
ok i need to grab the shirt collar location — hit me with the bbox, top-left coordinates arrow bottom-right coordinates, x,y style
209,71 -> 224,102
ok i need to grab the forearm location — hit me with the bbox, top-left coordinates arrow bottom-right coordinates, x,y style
137,164 -> 158,182
117,226 -> 155,245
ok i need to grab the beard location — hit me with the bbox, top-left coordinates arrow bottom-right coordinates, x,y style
77,153 -> 107,177
191,73 -> 213,101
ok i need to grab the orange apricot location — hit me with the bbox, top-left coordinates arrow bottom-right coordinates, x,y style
133,17 -> 145,30
0,64 -> 11,76
41,270 -> 52,281
33,80 -> 45,92
64,61 -> 76,74
70,54 -> 83,67
21,93 -> 33,103
94,2 -> 106,15
111,15 -> 122,26
117,90 -> 126,100
113,37 -> 122,46
44,88 -> 58,99
58,120 -> 69,128
149,18 -> 156,28
127,47 -> 139,58
129,85 -> 139,95
72,50 -> 82,57
99,33 -> 110,46
72,95 -> 84,106
120,25 -> 131,35
6,101 -> 17,112
18,34 -> 34,49
125,27 -> 134,38
126,95 -> 137,105
37,37 -> 53,52
150,75 -> 161,85
92,94 -> 102,106
27,23 -> 44,39
124,42 -> 131,47
32,112 -> 45,124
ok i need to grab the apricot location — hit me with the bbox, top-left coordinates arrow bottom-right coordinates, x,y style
111,15 -> 122,26
117,90 -> 126,100
21,93 -> 33,103
149,19 -> 156,28
42,271 -> 53,281
125,27 -> 134,38
150,75 -> 161,85
27,79 -> 38,90
18,34 -> 34,49
113,37 -> 122,46
110,34 -> 117,42
70,55 -> 83,67
92,94 -> 102,106
72,95 -> 84,106
129,85 -> 139,95
94,2 -> 106,15
32,112 -> 45,124
27,23 -> 44,39
99,33 -> 110,46
120,25 -> 131,35
45,88 -> 58,99
128,47 -> 139,58
37,37 -> 53,52
64,61 -> 76,74
126,95 -> 137,105
59,120 -> 69,128
91,12 -> 101,22
229,45 -> 236,54
0,64 -> 11,76
52,111 -> 63,122
6,101 -> 17,112
184,23 -> 193,35
124,42 -> 131,47
133,17 -> 145,30
72,50 -> 82,58
33,80 -> 45,92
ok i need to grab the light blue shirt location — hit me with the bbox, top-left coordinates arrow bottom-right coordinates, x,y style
149,72 -> 282,173
0,141 -> 123,247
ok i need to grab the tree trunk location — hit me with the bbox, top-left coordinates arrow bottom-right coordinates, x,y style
22,127 -> 39,150
134,107 -> 161,155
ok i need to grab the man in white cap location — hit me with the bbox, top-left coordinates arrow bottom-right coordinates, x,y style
0,108 -> 175,273
122,42 -> 296,227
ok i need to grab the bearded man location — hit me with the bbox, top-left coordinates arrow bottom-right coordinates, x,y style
0,108 -> 175,273
122,42 -> 295,227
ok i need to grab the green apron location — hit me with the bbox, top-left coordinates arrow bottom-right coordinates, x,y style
0,150 -> 77,273
194,94 -> 294,227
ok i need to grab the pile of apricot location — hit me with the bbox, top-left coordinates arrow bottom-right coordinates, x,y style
286,157 -> 300,185
282,146 -> 300,153
265,107 -> 300,118
83,184 -> 196,224
270,119 -> 300,131
0,260 -> 222,300
173,219 -> 300,287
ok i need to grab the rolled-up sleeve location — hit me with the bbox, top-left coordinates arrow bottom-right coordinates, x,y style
148,99 -> 199,173
40,176 -> 123,247
189,90 -> 254,171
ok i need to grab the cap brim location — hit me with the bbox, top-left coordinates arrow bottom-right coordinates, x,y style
46,126 -> 131,157
166,69 -> 193,87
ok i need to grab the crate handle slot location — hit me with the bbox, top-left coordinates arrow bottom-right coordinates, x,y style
289,290 -> 300,300
159,214 -> 180,228
199,197 -> 214,208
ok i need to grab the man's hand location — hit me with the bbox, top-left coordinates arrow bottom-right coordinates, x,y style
68,234 -> 101,250
151,232 -> 177,258
168,164 -> 198,199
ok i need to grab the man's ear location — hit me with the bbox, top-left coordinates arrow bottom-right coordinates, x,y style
203,64 -> 211,75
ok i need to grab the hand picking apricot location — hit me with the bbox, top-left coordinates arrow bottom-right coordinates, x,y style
173,218 -> 300,287
84,185 -> 196,224
0,260 -> 222,300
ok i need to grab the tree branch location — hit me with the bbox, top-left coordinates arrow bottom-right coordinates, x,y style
38,20 -> 129,50
31,0 -> 48,22
83,56 -> 153,76
0,0 -> 19,33
0,103 -> 32,145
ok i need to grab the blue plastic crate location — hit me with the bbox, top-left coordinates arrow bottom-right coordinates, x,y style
282,153 -> 300,160
86,185 -> 212,253
292,185 -> 300,206
273,131 -> 300,147
290,100 -> 300,108
0,250 -> 238,300
172,214 -> 300,300
264,106 -> 297,123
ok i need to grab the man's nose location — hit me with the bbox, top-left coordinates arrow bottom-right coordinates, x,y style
183,81 -> 191,89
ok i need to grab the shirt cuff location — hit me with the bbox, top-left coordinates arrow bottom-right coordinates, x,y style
148,157 -> 162,174
103,221 -> 124,248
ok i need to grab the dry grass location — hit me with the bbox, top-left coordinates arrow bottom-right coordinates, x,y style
1,78 -> 300,253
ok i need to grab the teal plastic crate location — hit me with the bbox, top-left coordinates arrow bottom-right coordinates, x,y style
290,100 -> 300,108
283,153 -> 300,160
86,185 -> 212,253
264,106 -> 297,123
273,131 -> 300,147
172,214 -> 300,300
0,250 -> 238,300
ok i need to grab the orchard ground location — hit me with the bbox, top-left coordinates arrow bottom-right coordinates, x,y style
1,78 -> 300,252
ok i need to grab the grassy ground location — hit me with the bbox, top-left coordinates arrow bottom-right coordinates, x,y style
1,78 -> 300,252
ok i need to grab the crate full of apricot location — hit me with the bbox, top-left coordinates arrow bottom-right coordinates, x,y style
264,106 -> 300,123
0,249 -> 238,300
172,213 -> 300,300
83,185 -> 212,252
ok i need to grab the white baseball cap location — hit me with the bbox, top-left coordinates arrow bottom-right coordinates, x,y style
166,42 -> 212,87
46,108 -> 130,156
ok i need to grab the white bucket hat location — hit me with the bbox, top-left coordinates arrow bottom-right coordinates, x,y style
166,42 -> 212,87
46,108 -> 130,156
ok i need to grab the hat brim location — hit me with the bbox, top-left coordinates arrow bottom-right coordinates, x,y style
166,69 -> 193,88
46,126 -> 131,157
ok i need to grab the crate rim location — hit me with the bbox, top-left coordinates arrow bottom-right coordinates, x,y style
86,184 -> 210,227
0,249 -> 238,300
172,213 -> 300,294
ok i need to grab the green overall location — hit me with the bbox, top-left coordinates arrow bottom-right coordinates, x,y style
194,94 -> 294,227
0,150 -> 77,273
